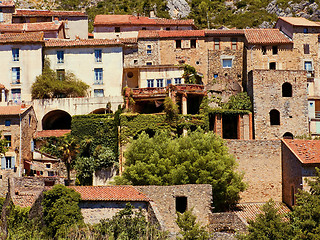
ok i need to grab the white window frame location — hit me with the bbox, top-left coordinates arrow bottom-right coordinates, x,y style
94,49 -> 102,62
94,68 -> 103,85
57,50 -> 64,63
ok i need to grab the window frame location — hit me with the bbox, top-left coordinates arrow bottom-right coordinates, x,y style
272,46 -> 278,55
156,79 -> 164,88
57,50 -> 64,63
175,40 -> 181,49
12,48 -> 19,61
222,59 -> 233,68
12,67 -> 20,84
214,38 -> 220,50
231,38 -> 237,50
94,68 -> 103,85
4,135 -> 11,148
304,44 -> 310,54
147,79 -> 154,88
94,49 -> 102,62
56,69 -> 65,81
94,89 -> 104,97
174,78 -> 182,85
190,39 -> 197,48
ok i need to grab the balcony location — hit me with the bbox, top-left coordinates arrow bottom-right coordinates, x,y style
132,87 -> 166,99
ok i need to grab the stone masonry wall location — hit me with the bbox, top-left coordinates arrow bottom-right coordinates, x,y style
248,70 -> 308,139
226,140 -> 282,203
138,40 -> 160,66
136,184 -> 212,236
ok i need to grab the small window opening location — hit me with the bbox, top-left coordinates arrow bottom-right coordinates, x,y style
272,46 -> 278,55
115,27 -> 120,33
176,196 -> 187,213
304,44 -> 310,54
142,27 -> 146,30
262,46 -> 266,55
304,28 -> 308,34
270,109 -> 280,125
176,40 -> 181,49
282,82 -> 292,97
269,62 -> 276,70
283,132 -> 293,139
191,39 -> 196,48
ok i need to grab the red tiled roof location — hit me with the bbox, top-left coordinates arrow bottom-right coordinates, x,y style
0,105 -> 31,116
0,32 -> 44,43
283,139 -> 320,164
138,30 -> 205,39
235,202 -> 290,223
0,22 -> 63,33
245,29 -> 292,44
94,15 -> 195,27
205,29 -> 245,36
35,129 -> 71,138
45,38 -> 123,47
278,17 -> 320,27
0,0 -> 14,7
69,186 -> 150,202
12,194 -> 38,208
15,9 -> 87,17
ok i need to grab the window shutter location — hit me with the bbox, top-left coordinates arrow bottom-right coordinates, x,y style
11,156 -> 15,169
1,157 -> 5,169
31,140 -> 34,152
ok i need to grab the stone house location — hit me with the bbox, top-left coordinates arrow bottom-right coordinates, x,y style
0,0 -> 15,24
93,14 -> 196,39
282,139 -> 320,208
0,105 -> 37,196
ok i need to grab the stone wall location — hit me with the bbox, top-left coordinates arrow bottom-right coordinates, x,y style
136,184 -> 212,236
248,70 -> 308,139
209,212 -> 247,234
226,140 -> 282,203
138,39 -> 160,66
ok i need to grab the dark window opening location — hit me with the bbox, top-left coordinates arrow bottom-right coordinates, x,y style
42,110 -> 72,130
269,62 -> 276,70
191,39 -> 196,48
283,132 -> 294,139
304,44 -> 310,54
142,27 -> 146,30
176,40 -> 181,49
115,27 -> 120,33
231,38 -> 237,50
166,27 -> 170,31
209,113 -> 215,131
304,28 -> 308,34
187,95 -> 203,114
134,100 -> 164,114
222,114 -> 238,139
272,46 -> 278,55
282,82 -> 292,97
45,180 -> 55,186
270,109 -> 280,125
176,196 -> 187,213
262,46 -> 266,55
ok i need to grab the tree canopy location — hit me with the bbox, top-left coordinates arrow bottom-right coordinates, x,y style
31,59 -> 89,99
116,129 -> 246,211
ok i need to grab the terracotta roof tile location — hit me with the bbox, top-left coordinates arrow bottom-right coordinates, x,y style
235,202 -> 290,223
278,17 -> 320,27
69,186 -> 150,202
15,9 -> 87,17
283,139 -> 320,164
94,15 -> 195,27
0,0 -> 14,7
245,29 -> 292,44
35,130 -> 71,138
12,194 -> 38,208
205,29 -> 245,36
0,105 -> 31,116
138,30 -> 205,39
45,38 -> 124,47
0,32 -> 44,43
0,22 -> 63,33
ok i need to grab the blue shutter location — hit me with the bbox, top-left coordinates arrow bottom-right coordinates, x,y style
31,140 -> 34,152
11,156 -> 15,169
1,157 -> 5,169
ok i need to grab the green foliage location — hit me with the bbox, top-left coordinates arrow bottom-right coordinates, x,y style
164,97 -> 179,123
241,199 -> 291,240
31,59 -> 89,99
42,184 -> 83,238
116,129 -> 246,211
224,92 -> 252,111
36,136 -> 64,158
183,65 -> 202,84
176,210 -> 209,240
96,203 -> 168,240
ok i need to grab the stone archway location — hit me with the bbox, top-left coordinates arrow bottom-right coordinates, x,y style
42,110 -> 72,130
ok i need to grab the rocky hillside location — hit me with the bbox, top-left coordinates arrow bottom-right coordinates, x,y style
14,0 -> 320,29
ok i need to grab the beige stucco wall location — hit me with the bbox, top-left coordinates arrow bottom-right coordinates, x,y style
0,43 -> 43,102
64,17 -> 88,39
44,46 -> 123,98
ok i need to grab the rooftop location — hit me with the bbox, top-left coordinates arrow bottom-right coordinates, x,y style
0,32 -> 44,43
205,29 -> 245,36
35,129 -> 71,138
45,38 -> 124,47
282,139 -> 320,164
245,29 -> 292,44
94,15 -> 195,27
69,186 -> 150,202
0,22 -> 63,33
138,30 -> 205,39
0,105 -> 31,116
14,9 -> 87,17
278,17 -> 320,27
0,0 -> 14,7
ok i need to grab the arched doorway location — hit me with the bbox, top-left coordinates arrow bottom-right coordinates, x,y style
42,110 -> 72,130
283,132 -> 294,139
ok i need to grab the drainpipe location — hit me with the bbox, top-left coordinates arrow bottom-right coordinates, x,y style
19,113 -> 22,177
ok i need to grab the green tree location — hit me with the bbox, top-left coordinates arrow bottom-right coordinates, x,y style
182,65 -> 202,84
164,97 -> 179,122
224,92 -> 252,111
176,210 -> 209,240
42,184 -> 83,238
116,129 -> 246,211
31,59 -> 89,99
241,199 -> 291,240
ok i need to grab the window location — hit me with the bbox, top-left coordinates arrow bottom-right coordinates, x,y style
214,38 -> 220,50
214,74 -> 218,78
174,78 -> 182,84
0,10 -> 3,23
269,62 -> 276,70
147,45 -> 152,54
191,39 -> 196,48
166,79 -> 172,86
142,27 -> 146,30
146,62 -> 152,66
94,89 -> 104,97
270,109 -> 280,125
282,82 -> 292,97
57,51 -> 64,63
56,69 -> 65,81
11,89 -> 21,103
5,157 -> 12,169
134,59 -> 138,64
147,79 -> 154,88
283,132 -> 293,139
272,46 -> 278,55
5,120 -> 11,126
305,61 -> 313,71
95,49 -> 102,62
231,38 -> 237,50
12,67 -> 20,84
4,136 -> 11,147
176,196 -> 187,213
262,46 -> 266,55
304,28 -> 308,34
156,79 -> 163,87
222,59 -> 232,68
166,27 -> 170,31
304,44 -> 310,54
94,68 -> 103,84
12,48 -> 19,61
176,40 -> 181,49
115,27 -> 120,33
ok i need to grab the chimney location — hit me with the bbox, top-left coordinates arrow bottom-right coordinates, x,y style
150,11 -> 155,18
54,17 -> 59,24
